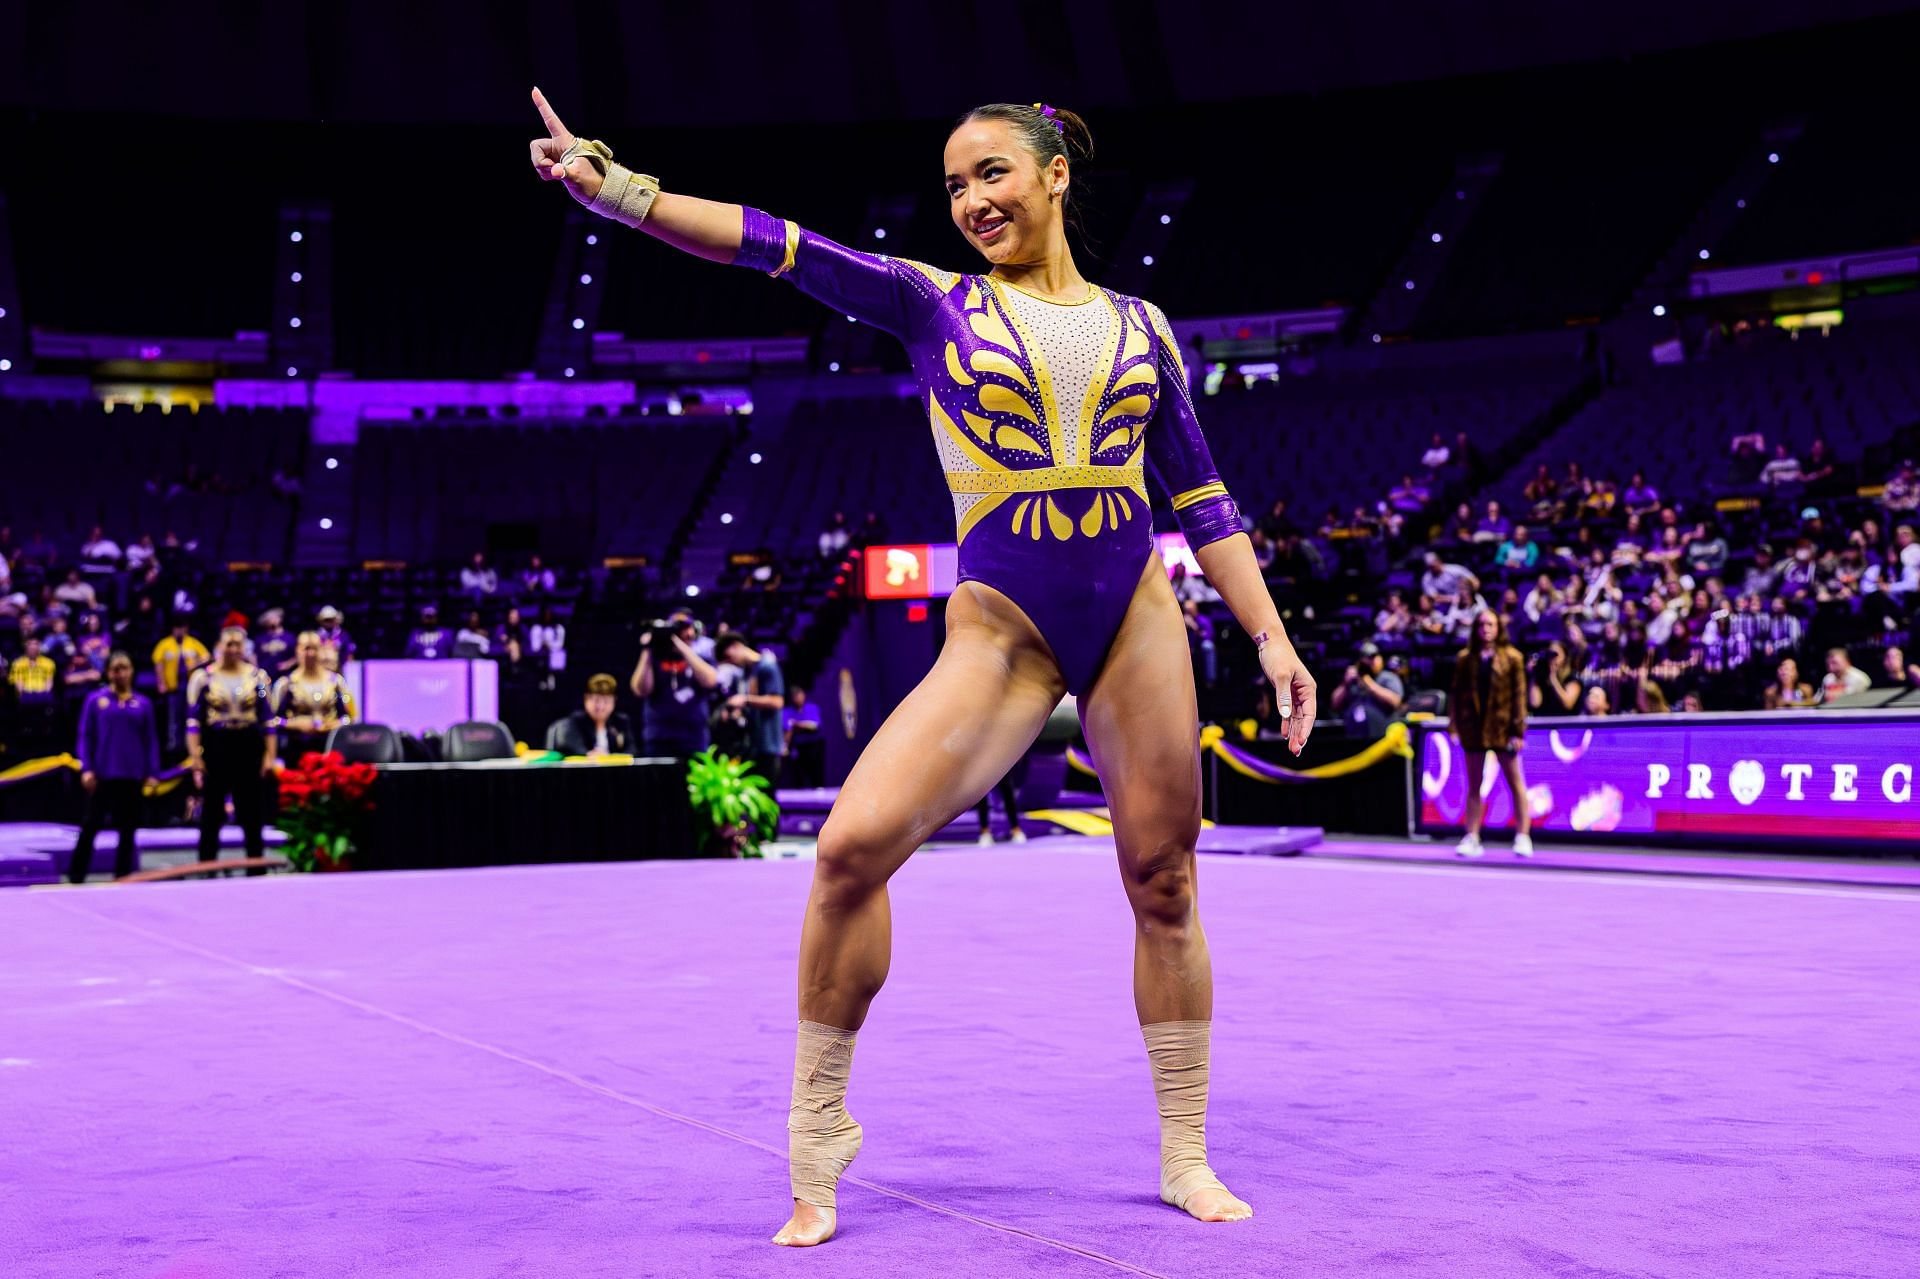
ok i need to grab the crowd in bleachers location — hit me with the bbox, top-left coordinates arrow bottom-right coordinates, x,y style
1206,322 -> 1920,733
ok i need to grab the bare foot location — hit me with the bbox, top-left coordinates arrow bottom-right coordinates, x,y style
771,1200 -> 836,1246
1166,1180 -> 1254,1222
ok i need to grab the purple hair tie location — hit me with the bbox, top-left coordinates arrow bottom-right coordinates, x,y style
1031,101 -> 1067,138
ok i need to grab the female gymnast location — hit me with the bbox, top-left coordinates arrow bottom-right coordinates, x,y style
529,89 -> 1317,1245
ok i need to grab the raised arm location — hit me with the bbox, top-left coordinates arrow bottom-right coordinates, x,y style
530,88 -> 946,340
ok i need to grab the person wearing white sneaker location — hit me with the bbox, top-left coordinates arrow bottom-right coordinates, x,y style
1448,610 -> 1532,857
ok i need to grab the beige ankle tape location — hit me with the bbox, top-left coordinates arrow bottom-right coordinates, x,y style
788,1020 -> 862,1209
1142,1019 -> 1226,1209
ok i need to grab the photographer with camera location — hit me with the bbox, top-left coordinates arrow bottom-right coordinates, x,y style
1329,641 -> 1403,741
629,610 -> 720,758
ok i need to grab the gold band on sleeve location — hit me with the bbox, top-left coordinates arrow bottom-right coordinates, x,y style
1171,481 -> 1229,511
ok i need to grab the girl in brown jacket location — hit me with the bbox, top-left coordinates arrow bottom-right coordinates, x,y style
1450,610 -> 1533,857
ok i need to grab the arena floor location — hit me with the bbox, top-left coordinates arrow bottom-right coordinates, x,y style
5,846 -> 1916,1278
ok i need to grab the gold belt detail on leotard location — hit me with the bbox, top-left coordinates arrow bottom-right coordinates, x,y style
944,463 -> 1146,499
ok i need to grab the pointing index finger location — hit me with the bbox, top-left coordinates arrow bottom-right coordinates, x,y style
531,87 -> 571,141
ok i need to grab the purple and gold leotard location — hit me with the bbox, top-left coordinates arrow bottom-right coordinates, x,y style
735,210 -> 1242,696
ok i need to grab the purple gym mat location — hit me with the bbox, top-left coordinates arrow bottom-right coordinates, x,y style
4,850 -> 1916,1278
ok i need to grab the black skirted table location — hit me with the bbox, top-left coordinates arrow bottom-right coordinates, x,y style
353,758 -> 700,870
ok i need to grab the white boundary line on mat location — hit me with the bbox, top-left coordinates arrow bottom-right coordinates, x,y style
46,897 -> 1176,1279
1270,854 -> 1920,903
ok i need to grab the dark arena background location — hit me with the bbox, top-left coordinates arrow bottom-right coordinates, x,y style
4,4 -> 1919,1276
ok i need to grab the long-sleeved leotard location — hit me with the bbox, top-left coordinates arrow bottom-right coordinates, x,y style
735,209 -> 1242,696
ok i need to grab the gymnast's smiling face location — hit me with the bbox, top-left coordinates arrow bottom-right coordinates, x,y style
944,119 -> 1067,265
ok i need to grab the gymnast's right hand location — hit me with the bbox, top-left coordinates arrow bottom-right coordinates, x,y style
528,87 -> 603,207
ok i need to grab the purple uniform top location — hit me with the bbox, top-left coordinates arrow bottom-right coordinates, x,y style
733,210 -> 1242,695
76,688 -> 160,780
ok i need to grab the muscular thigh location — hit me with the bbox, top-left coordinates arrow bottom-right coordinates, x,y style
1078,555 -> 1203,876
819,581 -> 1066,880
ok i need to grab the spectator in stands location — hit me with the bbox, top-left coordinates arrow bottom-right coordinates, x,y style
518,555 -> 557,598
459,552 -> 499,600
1723,433 -> 1764,488
1582,685 -> 1611,717
66,652 -> 159,883
818,511 -> 851,558
1382,471 -> 1426,515
1420,432 -> 1450,472
1897,524 -> 1920,587
404,606 -> 449,660
1685,521 -> 1729,578
1580,479 -> 1617,522
1882,459 -> 1920,514
716,632 -> 787,787
1523,466 -> 1560,524
1738,545 -> 1779,600
151,614 -> 209,757
1373,590 -> 1412,641
782,685 -> 826,788
79,526 -> 122,578
1522,573 -> 1561,628
77,611 -> 111,671
494,606 -> 528,656
1332,642 -> 1402,742
1760,442 -> 1803,490
1247,528 -> 1276,572
1779,540 -> 1820,600
454,610 -> 492,658
1170,560 -> 1221,605
9,635 -> 58,757
1882,647 -> 1920,690
631,613 -> 718,758
1763,657 -> 1816,710
1180,599 -> 1217,686
54,569 -> 99,613
551,672 -> 635,757
253,609 -> 295,680
271,632 -> 355,765
1495,525 -> 1539,572
1819,647 -> 1871,703
1450,431 -> 1483,488
1441,502 -> 1475,544
39,613 -> 75,669
18,529 -> 57,577
124,534 -> 159,576
1527,643 -> 1582,714
1421,553 -> 1478,608
1800,438 -> 1840,494
1410,593 -> 1449,641
1259,498 -> 1298,541
314,605 -> 355,673
1761,597 -> 1803,656
1450,610 -> 1531,858
62,646 -> 103,709
1622,472 -> 1660,518
1472,500 -> 1512,544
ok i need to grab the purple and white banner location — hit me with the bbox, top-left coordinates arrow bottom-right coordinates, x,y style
1416,713 -> 1920,846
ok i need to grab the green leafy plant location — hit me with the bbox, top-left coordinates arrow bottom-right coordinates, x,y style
686,747 -> 780,858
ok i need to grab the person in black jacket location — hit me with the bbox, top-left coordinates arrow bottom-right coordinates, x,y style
549,673 -> 635,757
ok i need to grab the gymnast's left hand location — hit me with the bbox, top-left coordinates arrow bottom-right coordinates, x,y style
1258,641 -> 1316,756
528,87 -> 604,207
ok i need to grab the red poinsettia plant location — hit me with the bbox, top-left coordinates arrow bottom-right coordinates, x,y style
275,751 -> 379,872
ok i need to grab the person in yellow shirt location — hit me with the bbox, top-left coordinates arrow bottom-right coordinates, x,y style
8,635 -> 59,760
151,614 -> 210,757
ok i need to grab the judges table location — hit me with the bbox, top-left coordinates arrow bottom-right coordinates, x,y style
353,757 -> 699,870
